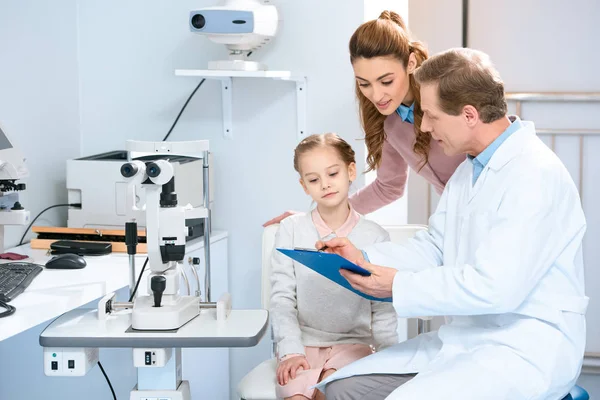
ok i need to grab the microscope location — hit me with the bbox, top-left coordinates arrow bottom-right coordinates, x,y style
0,126 -> 30,253
117,140 -> 217,331
42,140 -> 264,400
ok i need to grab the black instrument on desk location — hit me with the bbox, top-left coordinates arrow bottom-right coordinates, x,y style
50,240 -> 112,256
0,262 -> 43,303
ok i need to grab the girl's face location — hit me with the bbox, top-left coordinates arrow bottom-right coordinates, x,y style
353,54 -> 417,115
297,146 -> 356,209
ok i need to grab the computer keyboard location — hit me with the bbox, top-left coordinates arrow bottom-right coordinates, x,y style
0,262 -> 43,303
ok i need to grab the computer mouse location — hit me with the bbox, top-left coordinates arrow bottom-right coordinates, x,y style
45,253 -> 87,269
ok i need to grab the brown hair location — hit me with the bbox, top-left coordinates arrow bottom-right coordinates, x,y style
293,133 -> 356,174
414,48 -> 507,122
350,10 -> 429,171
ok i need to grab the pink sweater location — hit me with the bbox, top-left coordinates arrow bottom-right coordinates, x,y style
350,112 -> 466,214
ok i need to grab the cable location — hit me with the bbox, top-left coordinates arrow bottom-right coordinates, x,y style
128,257 -> 149,302
18,203 -> 82,246
0,301 -> 16,318
97,361 -> 117,400
161,78 -> 206,141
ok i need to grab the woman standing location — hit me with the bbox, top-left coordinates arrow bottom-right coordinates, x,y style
264,11 -> 464,224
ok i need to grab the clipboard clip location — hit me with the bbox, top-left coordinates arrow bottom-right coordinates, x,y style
293,246 -> 329,253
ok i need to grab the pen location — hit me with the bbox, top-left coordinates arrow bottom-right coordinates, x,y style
318,245 -> 329,252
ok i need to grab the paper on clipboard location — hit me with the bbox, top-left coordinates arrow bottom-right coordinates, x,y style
276,248 -> 392,302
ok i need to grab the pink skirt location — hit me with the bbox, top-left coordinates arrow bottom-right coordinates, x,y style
276,344 -> 373,399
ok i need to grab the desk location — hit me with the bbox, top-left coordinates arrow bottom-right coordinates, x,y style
0,231 -> 227,342
0,231 -> 235,400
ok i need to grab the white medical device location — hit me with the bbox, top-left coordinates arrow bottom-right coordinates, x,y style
0,125 -> 30,252
40,141 -> 269,400
66,150 -> 214,230
120,140 -> 217,331
189,0 -> 279,71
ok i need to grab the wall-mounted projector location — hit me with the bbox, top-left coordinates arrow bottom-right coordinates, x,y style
189,0 -> 279,71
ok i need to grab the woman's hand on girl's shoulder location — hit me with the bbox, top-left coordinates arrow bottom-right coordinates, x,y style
263,211 -> 299,227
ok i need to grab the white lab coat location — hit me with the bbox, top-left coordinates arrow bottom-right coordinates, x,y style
317,121 -> 588,400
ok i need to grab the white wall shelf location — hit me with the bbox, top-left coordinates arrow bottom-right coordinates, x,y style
175,69 -> 307,140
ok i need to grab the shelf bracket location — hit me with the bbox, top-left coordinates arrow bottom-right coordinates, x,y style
294,77 -> 307,141
175,70 -> 306,140
220,78 -> 233,139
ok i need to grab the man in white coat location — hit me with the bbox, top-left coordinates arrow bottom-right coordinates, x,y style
315,48 -> 588,400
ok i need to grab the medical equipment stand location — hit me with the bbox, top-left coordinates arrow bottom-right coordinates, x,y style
40,140 -> 268,399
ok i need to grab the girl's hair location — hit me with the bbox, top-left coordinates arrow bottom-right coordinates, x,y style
349,10 -> 429,171
293,133 -> 356,174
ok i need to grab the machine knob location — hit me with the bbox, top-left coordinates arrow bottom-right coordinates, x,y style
11,201 -> 24,210
125,222 -> 138,255
16,183 -> 26,191
192,257 -> 200,266
151,276 -> 166,307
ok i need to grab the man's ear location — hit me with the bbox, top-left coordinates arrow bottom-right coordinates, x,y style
463,105 -> 479,127
299,178 -> 309,195
407,53 -> 418,74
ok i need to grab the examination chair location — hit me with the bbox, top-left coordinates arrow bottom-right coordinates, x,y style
236,224 -> 589,400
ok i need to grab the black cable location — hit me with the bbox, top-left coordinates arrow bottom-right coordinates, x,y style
0,301 -> 16,318
18,203 -> 82,246
161,78 -> 206,141
97,361 -> 117,400
128,257 -> 149,302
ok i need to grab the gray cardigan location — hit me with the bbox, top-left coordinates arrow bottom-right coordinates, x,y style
270,212 -> 398,359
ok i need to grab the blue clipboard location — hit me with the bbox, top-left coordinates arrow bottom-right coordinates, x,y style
276,248 -> 392,302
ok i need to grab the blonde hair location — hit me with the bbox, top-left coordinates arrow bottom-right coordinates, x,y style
350,10 -> 429,171
293,133 -> 356,174
414,48 -> 507,122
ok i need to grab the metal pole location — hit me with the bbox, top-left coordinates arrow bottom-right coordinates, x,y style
417,319 -> 431,336
203,151 -> 212,302
462,0 -> 469,48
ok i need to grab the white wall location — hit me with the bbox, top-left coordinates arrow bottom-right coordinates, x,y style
410,0 -> 600,395
0,1 -> 81,246
75,1 -> 366,398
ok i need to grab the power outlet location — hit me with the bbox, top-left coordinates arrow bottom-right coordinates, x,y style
43,347 -> 99,376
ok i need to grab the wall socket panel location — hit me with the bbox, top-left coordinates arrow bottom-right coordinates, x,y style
43,347 -> 99,376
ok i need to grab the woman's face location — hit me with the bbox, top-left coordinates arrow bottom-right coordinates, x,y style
352,55 -> 416,116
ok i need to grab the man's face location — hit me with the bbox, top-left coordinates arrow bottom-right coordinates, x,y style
419,83 -> 473,156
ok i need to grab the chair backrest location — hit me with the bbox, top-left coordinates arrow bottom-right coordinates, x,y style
261,224 -> 280,309
383,224 -> 428,245
260,223 -> 428,310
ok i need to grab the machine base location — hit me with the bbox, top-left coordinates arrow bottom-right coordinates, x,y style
132,295 -> 199,331
130,380 -> 190,400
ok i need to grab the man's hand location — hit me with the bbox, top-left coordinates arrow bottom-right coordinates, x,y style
277,355 -> 310,386
316,237 -> 364,264
340,258 -> 397,299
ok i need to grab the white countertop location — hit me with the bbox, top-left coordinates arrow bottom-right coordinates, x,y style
0,231 -> 228,342
40,307 -> 268,348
